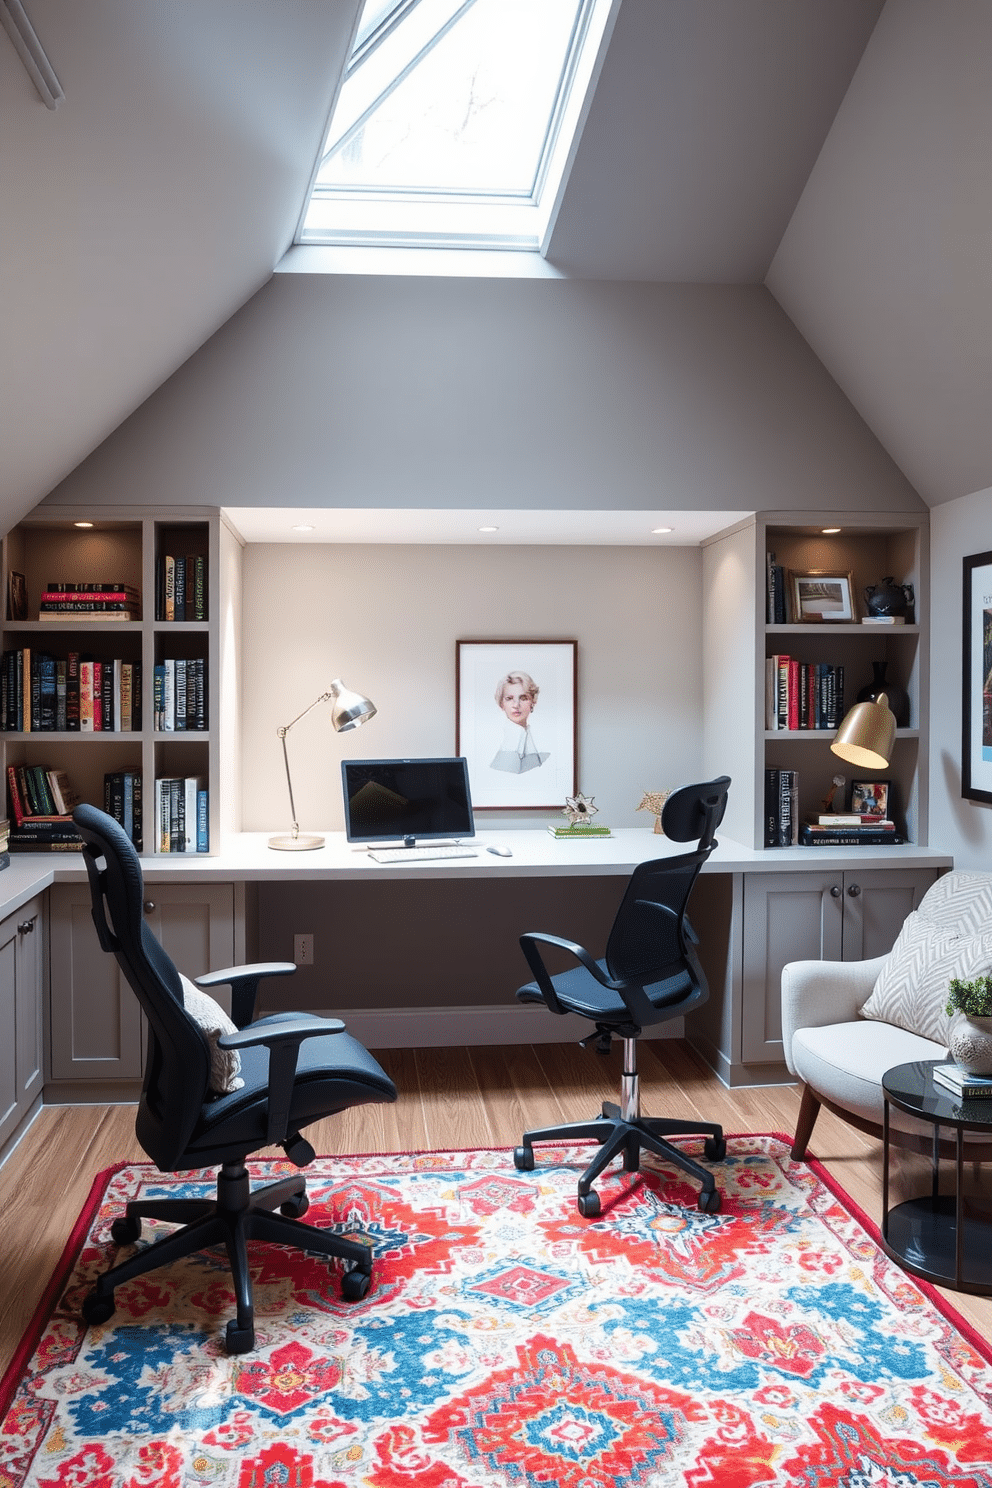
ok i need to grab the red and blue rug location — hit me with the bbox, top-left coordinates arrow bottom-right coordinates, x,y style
2,1135 -> 992,1486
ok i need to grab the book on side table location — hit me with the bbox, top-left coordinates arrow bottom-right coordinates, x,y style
932,1061 -> 992,1099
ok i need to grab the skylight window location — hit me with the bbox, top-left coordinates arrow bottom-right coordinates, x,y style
299,0 -> 619,252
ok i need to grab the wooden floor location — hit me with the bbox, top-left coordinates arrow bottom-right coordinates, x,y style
2,1039 -> 990,1379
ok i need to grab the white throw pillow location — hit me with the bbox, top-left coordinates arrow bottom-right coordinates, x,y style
181,977 -> 244,1094
860,874 -> 992,1045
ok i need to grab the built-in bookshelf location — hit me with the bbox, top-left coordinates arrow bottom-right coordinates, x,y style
0,508 -> 237,855
702,512 -> 929,852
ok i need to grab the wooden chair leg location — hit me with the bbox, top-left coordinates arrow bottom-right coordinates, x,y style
791,1083 -> 821,1160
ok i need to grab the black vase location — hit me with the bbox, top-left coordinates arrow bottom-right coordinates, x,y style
856,660 -> 909,728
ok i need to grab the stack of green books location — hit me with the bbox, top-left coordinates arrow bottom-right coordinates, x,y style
547,823 -> 612,839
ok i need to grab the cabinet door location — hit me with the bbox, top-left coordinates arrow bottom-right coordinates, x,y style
0,896 -> 44,1148
839,868 -> 938,961
741,872 -> 844,1063
48,882 -> 235,1084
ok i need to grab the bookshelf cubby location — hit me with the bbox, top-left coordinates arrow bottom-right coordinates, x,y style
0,508 -> 236,855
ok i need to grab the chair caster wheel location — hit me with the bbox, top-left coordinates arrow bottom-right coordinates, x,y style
341,1268 -> 372,1301
513,1146 -> 535,1171
697,1188 -> 722,1213
280,1194 -> 309,1219
82,1291 -> 116,1326
225,1319 -> 255,1354
704,1136 -> 727,1161
577,1191 -> 601,1218
111,1216 -> 141,1244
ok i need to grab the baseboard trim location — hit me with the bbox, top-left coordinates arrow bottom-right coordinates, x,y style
323,1004 -> 685,1050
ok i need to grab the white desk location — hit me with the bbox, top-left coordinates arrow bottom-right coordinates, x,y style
5,829 -> 952,1100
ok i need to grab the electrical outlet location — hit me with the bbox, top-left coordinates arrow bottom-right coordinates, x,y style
294,933 -> 314,966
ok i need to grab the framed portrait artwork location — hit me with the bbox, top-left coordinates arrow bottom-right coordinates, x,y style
788,569 -> 856,623
456,640 -> 577,809
962,549 -> 992,804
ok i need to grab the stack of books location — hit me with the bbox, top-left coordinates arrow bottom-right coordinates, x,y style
153,658 -> 207,730
547,823 -> 612,839
156,555 -> 208,621
764,768 -> 798,847
38,580 -> 141,621
932,1061 -> 992,1099
6,764 -> 83,850
799,813 -> 904,847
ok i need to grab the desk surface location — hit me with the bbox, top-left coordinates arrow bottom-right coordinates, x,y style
0,827 -> 953,919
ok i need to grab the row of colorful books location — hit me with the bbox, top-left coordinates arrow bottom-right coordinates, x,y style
1,650 -> 142,732
38,581 -> 141,621
156,555 -> 207,622
154,658 -> 207,731
765,655 -> 845,731
155,776 -> 209,852
7,763 -> 80,824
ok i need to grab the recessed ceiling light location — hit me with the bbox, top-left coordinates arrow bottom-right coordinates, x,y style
73,520 -> 94,528
478,525 -> 499,533
821,527 -> 841,534
651,526 -> 673,534
291,523 -> 315,532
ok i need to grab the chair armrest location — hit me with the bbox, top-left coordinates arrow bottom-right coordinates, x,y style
520,931 -> 618,1016
196,961 -> 297,1029
219,1012 -> 346,1144
780,955 -> 887,1076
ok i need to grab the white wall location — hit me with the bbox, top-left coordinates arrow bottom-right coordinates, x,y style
929,488 -> 992,866
240,542 -> 702,833
43,276 -> 922,517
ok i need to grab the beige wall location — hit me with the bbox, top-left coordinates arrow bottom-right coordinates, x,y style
240,541 -> 703,833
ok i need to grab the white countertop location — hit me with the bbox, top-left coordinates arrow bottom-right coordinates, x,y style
0,827 -> 953,915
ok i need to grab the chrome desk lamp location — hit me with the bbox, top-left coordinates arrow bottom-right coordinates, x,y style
268,679 -> 376,851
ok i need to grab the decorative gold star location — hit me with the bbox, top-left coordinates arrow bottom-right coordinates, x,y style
562,793 -> 599,826
637,790 -> 672,833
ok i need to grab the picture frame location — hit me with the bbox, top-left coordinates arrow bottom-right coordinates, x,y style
7,571 -> 26,622
962,549 -> 992,804
456,639 -> 577,809
788,569 -> 856,624
850,779 -> 890,818
785,565 -> 856,619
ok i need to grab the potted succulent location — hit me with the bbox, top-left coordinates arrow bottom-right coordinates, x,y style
945,974 -> 992,1074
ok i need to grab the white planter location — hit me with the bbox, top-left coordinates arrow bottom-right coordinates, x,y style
949,1014 -> 992,1076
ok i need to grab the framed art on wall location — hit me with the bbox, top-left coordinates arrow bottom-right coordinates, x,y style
962,549 -> 992,804
456,640 -> 577,809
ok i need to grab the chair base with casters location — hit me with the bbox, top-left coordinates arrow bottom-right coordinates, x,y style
82,1156 -> 374,1355
513,1035 -> 725,1216
72,802 -> 398,1355
513,776 -> 731,1217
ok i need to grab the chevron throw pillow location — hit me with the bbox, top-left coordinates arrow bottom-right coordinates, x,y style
860,871 -> 992,1044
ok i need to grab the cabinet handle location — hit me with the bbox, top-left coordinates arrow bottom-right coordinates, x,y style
847,883 -> 861,898
830,885 -> 842,898
143,900 -> 155,914
17,916 -> 37,934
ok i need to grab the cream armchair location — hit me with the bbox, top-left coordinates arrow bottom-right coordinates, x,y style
782,870 -> 992,1160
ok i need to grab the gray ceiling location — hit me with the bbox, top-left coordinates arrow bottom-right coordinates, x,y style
2,0 -> 990,536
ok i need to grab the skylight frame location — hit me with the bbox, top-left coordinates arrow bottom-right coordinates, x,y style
298,0 -> 621,254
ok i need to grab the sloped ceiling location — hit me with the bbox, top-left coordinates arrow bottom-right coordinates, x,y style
2,0 -> 990,539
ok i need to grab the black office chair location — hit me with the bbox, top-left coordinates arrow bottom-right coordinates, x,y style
72,803 -> 398,1354
513,777 -> 731,1217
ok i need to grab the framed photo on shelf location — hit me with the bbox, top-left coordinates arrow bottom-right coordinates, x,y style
962,548 -> 992,804
456,639 -> 576,809
850,779 -> 890,817
788,569 -> 856,624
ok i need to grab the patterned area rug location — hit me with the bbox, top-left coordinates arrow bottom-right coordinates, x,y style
2,1136 -> 992,1487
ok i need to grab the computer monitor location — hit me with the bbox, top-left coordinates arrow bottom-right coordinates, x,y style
341,757 -> 475,847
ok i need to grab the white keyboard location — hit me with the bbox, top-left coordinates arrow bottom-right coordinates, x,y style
367,845 -> 479,864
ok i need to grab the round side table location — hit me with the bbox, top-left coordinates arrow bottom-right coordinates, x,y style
881,1060 -> 992,1294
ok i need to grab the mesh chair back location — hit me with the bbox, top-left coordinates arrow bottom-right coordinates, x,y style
604,851 -> 706,985
73,803 -> 212,1164
661,775 -> 730,849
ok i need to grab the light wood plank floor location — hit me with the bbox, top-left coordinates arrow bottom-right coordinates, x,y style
2,1039 -> 989,1379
